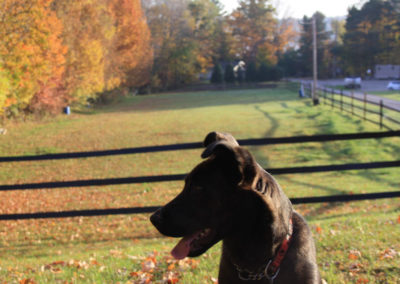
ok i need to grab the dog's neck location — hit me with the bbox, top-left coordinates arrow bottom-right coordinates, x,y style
223,177 -> 293,273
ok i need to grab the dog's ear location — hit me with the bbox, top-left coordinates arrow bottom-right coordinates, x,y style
202,138 -> 258,189
201,140 -> 235,159
203,132 -> 239,148
233,147 -> 259,189
202,132 -> 239,159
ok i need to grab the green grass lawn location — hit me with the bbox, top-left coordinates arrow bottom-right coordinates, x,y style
370,90 -> 400,101
0,83 -> 399,283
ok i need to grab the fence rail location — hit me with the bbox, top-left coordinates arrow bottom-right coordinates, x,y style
1,130 -> 400,221
2,130 -> 400,163
2,160 -> 400,191
1,191 -> 399,221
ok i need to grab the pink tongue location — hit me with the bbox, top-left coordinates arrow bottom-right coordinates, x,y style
171,234 -> 195,260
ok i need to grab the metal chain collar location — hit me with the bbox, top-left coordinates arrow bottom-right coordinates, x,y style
233,219 -> 293,283
234,259 -> 280,282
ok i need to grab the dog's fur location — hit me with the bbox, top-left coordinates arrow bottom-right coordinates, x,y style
150,132 -> 322,283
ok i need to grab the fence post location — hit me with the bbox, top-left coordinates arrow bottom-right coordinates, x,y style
340,89 -> 343,112
323,88 -> 326,104
351,91 -> 354,115
331,89 -> 334,109
380,100 -> 383,129
310,82 -> 313,98
363,93 -> 367,120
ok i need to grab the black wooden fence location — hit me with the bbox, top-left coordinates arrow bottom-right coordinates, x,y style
1,131 -> 400,220
302,83 -> 400,130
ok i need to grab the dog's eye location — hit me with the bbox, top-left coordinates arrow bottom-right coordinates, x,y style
255,179 -> 263,192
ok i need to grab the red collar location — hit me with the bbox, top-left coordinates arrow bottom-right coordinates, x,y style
266,218 -> 293,280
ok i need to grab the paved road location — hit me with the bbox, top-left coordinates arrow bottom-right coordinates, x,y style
317,79 -> 392,92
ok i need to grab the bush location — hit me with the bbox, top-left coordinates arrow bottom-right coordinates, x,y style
245,61 -> 257,82
224,63 -> 235,83
210,63 -> 223,84
269,66 -> 283,81
257,63 -> 270,82
257,64 -> 283,82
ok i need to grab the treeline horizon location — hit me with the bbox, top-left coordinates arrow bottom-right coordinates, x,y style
0,0 -> 399,117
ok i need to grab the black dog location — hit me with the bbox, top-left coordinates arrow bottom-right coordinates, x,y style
151,132 -> 322,283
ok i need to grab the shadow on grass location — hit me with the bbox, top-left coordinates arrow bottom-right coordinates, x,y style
72,108 -> 98,115
249,100 -> 347,217
0,232 -> 160,258
278,175 -> 348,218
248,105 -> 280,167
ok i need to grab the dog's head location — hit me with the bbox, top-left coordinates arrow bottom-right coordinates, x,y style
150,132 -> 292,259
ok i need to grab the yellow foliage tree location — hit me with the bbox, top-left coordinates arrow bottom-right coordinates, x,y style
52,0 -> 109,104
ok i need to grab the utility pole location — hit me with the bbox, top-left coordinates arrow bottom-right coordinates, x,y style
312,14 -> 319,105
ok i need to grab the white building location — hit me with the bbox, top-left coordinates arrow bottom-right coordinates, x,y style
375,65 -> 400,79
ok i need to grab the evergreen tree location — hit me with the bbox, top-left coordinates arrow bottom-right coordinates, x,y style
211,63 -> 223,84
257,62 -> 270,82
224,63 -> 235,83
342,0 -> 400,75
245,61 -> 258,82
298,12 -> 330,77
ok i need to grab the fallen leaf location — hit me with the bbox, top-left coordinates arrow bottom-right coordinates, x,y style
348,250 -> 361,260
167,263 -> 175,271
130,271 -> 153,284
379,248 -> 397,260
349,262 -> 363,273
50,260 -> 65,266
162,271 -> 179,283
19,279 -> 36,284
90,258 -> 100,266
141,259 -> 156,272
51,267 -> 63,273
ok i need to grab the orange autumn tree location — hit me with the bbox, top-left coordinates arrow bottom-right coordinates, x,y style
28,1 -> 68,113
0,0 -> 67,115
106,0 -> 153,92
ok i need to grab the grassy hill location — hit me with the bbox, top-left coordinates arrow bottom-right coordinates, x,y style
0,83 -> 399,283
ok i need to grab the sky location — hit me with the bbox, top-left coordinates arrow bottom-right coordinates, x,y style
220,0 -> 365,18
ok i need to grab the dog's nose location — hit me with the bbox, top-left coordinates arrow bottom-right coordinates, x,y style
150,209 -> 163,227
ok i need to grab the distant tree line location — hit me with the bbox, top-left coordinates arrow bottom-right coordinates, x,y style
143,0 -> 296,89
210,61 -> 283,84
1,0 -> 399,117
279,0 -> 400,78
